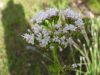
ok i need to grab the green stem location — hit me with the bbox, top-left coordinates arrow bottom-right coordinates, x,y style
52,47 -> 59,65
52,46 -> 62,75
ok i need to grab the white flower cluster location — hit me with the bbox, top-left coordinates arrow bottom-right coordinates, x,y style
46,8 -> 59,17
72,63 -> 81,69
22,33 -> 34,45
32,8 -> 59,24
32,11 -> 48,24
72,56 -> 85,69
22,24 -> 78,51
23,8 -> 84,51
63,8 -> 79,19
75,18 -> 84,28
64,8 -> 84,28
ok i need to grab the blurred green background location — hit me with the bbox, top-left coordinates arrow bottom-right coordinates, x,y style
0,0 -> 100,75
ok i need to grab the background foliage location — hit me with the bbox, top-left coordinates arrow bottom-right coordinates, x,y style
0,0 -> 100,75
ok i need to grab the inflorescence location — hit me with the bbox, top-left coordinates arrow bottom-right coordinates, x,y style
22,8 -> 84,51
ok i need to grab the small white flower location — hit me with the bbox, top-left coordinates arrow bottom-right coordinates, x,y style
64,8 -> 79,19
45,36 -> 51,42
40,36 -> 50,47
54,24 -> 62,35
60,36 -> 68,48
36,33 -> 42,42
63,26 -> 68,33
75,18 -> 84,28
67,24 -> 77,31
27,29 -> 31,32
53,36 -> 60,44
42,29 -> 51,37
67,37 -> 74,45
32,25 -> 42,34
22,33 -> 34,45
54,24 -> 62,29
60,36 -> 66,45
54,29 -> 62,35
63,24 -> 77,32
40,39 -> 48,47
32,11 -> 48,23
72,63 -> 77,69
46,8 -> 59,17
54,30 -> 59,35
